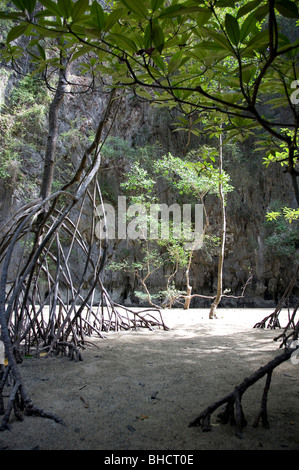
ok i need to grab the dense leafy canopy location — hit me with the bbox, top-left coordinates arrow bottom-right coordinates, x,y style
1,0 -> 299,212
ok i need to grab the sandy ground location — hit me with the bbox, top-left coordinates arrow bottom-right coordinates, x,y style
0,308 -> 298,452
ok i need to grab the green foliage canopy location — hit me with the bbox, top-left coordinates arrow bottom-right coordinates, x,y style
1,0 -> 299,210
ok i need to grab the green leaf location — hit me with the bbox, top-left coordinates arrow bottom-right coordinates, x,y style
90,1 -> 105,29
275,0 -> 299,18
242,29 -> 269,53
277,36 -> 299,55
144,20 -> 165,53
151,52 -> 165,70
240,13 -> 256,43
120,0 -> 148,19
168,59 -> 181,75
152,24 -> 164,53
225,13 -> 240,46
22,0 -> 36,13
57,0 -> 72,18
253,4 -> 269,21
39,0 -> 62,17
37,43 -> 46,60
104,8 -> 125,31
151,0 -> 164,12
168,50 -> 188,74
159,3 -> 208,19
136,89 -> 153,100
144,22 -> 151,49
72,0 -> 89,22
265,97 -> 288,109
7,23 -> 28,43
196,10 -> 212,27
201,27 -> 232,51
71,45 -> 93,61
109,33 -> 138,53
34,24 -> 64,37
239,63 -> 256,82
11,0 -> 26,11
216,0 -> 238,6
34,8 -> 52,17
158,4 -> 181,18
237,0 -> 262,18
0,11 -> 24,19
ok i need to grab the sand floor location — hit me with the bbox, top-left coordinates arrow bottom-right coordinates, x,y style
0,308 -> 298,451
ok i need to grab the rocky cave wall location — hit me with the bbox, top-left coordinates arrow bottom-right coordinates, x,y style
95,93 -> 299,308
0,72 -> 298,308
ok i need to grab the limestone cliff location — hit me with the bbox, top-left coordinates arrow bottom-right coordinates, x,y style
0,72 -> 298,308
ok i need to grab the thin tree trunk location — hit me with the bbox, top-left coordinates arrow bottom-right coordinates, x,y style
209,130 -> 226,319
40,53 -> 70,200
184,195 -> 209,310
184,251 -> 193,309
288,146 -> 299,207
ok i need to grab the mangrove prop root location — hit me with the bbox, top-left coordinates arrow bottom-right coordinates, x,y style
254,265 -> 299,330
189,348 -> 294,438
0,376 -> 65,431
0,91 -> 167,431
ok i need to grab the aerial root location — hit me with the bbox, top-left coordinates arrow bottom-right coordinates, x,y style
0,94 -> 169,432
188,391 -> 247,438
189,348 -> 293,438
48,340 -> 84,361
254,265 -> 298,330
23,403 -> 66,427
252,371 -> 272,429
0,375 -> 65,431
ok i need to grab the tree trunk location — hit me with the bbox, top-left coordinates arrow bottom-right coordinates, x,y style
184,195 -> 209,310
209,131 -> 226,319
184,252 -> 193,309
40,53 -> 70,200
